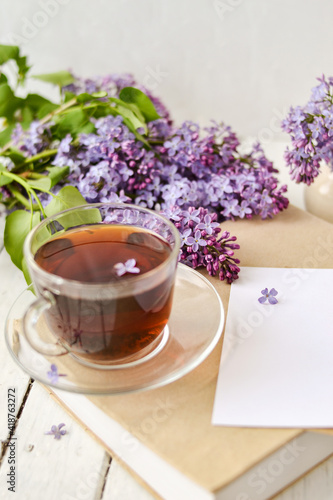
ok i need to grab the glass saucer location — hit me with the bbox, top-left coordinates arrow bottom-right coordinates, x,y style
5,264 -> 224,395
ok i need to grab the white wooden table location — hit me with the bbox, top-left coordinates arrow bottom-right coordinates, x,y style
1,142 -> 333,500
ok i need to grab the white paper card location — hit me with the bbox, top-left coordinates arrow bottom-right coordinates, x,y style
212,267 -> 333,428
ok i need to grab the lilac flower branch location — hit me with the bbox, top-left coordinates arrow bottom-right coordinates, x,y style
282,75 -> 333,184
167,206 -> 241,283
0,44 -> 290,284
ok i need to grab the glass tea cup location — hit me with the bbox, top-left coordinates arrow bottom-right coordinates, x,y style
23,203 -> 180,368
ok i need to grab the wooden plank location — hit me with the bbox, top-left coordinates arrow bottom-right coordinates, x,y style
103,458 -> 157,500
0,250 -> 110,499
0,382 -> 108,499
0,250 -> 30,443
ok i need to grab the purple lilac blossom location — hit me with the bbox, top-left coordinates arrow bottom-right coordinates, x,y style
163,206 -> 241,283
258,288 -> 278,305
55,115 -> 288,221
11,121 -> 52,157
282,75 -> 333,184
8,72 -> 290,283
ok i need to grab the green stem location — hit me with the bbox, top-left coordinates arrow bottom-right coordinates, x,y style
22,149 -> 58,165
148,139 -> 164,145
28,191 -> 35,230
206,244 -> 221,255
29,188 -> 47,219
1,169 -> 67,209
7,185 -> 32,210
0,170 -> 47,216
0,170 -> 30,190
26,172 -> 46,179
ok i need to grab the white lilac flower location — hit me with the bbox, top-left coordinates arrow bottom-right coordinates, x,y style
113,259 -> 140,277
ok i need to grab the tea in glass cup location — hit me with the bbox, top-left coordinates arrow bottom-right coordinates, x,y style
23,203 -> 180,367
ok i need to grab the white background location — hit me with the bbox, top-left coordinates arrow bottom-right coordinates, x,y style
1,0 -> 332,208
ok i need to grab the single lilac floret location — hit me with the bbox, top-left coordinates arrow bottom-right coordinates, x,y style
258,288 -> 278,305
186,229 -> 207,252
47,364 -> 67,384
197,214 -> 220,235
113,258 -> 140,276
45,423 -> 67,440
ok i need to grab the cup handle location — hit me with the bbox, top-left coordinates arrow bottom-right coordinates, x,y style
23,291 -> 69,356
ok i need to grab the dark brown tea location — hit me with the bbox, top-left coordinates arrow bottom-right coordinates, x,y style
34,224 -> 175,364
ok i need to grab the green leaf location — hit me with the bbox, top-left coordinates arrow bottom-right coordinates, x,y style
0,44 -> 19,65
92,91 -> 108,99
20,106 -> 34,125
0,124 -> 15,147
44,186 -> 88,216
4,210 -> 40,269
46,166 -> 70,188
25,93 -> 57,114
120,116 -> 151,148
0,83 -> 24,121
5,148 -> 26,165
119,87 -> 160,122
76,91 -> 108,103
0,164 -> 13,186
76,93 -> 93,104
110,96 -> 146,123
55,108 -> 89,137
78,121 -> 95,134
16,55 -> 30,82
44,186 -> 101,228
27,176 -> 51,191
0,73 -> 7,84
0,45 -> 30,82
32,70 -> 74,87
22,255 -> 32,286
108,97 -> 149,135
115,104 -> 147,133
63,90 -> 76,103
36,102 -> 59,120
